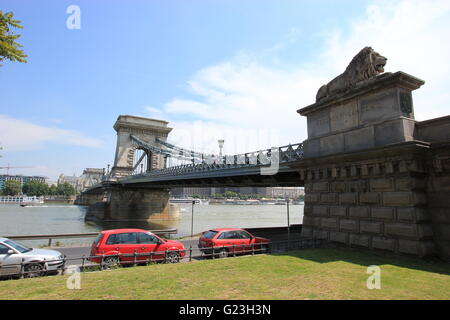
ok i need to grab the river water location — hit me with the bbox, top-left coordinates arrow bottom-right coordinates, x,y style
0,203 -> 304,247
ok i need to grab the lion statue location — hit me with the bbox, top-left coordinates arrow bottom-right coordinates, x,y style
316,47 -> 387,102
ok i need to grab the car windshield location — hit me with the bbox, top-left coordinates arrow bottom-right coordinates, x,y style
4,239 -> 32,253
93,234 -> 103,245
202,230 -> 218,239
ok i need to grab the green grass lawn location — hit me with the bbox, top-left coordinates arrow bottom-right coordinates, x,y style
1,248 -> 449,300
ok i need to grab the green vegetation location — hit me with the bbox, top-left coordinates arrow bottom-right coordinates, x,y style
22,181 -> 49,197
51,182 -> 77,196
0,10 -> 27,66
1,180 -> 22,196
1,248 -> 449,300
1,181 -> 76,196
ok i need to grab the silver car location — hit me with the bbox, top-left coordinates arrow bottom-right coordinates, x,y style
0,237 -> 64,278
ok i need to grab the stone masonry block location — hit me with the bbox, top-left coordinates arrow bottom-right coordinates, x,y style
320,133 -> 344,156
331,181 -> 347,192
349,234 -> 370,248
349,207 -> 370,218
360,221 -> 383,234
302,216 -> 315,227
418,225 -> 434,239
340,193 -> 357,205
432,224 -> 450,241
344,126 -> 375,153
313,206 -> 329,216
397,208 -> 430,222
429,209 -> 450,224
383,192 -> 427,207
385,223 -> 419,239
370,178 -> 394,191
305,193 -> 320,204
303,205 -> 313,215
359,192 -> 380,204
304,182 -> 313,193
329,206 -> 347,217
301,226 -> 313,238
313,182 -> 329,192
371,207 -> 395,220
321,217 -> 339,230
329,231 -> 348,244
313,230 -> 329,240
372,237 -> 396,252
396,177 -> 426,191
398,240 -> 435,257
340,219 -> 359,232
321,193 -> 338,204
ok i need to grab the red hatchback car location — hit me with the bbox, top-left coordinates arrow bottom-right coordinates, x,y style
198,228 -> 270,258
90,228 -> 185,267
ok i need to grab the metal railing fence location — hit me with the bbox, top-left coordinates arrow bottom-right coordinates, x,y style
5,229 -> 178,247
0,238 -> 329,280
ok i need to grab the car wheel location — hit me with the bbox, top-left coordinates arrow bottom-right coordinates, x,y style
102,256 -> 119,270
165,252 -> 180,263
24,263 -> 44,278
217,248 -> 228,259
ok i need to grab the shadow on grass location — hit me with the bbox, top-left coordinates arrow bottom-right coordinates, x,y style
270,246 -> 450,276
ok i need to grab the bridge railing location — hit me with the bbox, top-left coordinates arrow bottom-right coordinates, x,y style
126,142 -> 304,179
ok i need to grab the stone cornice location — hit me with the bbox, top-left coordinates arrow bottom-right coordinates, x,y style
297,71 -> 425,116
114,122 -> 173,135
289,140 -> 430,171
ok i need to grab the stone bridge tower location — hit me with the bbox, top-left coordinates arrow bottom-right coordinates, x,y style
110,115 -> 172,178
81,115 -> 178,224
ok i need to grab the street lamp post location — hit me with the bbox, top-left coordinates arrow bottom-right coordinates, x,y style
191,200 -> 195,239
218,139 -> 224,160
286,196 -> 290,249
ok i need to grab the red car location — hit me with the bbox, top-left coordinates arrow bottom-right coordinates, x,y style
89,228 -> 185,267
198,228 -> 270,258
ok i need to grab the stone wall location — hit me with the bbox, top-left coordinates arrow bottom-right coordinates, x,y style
298,142 -> 435,257
426,142 -> 450,261
83,186 -> 180,222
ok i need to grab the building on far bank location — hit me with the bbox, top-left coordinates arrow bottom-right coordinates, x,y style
170,187 -> 213,198
267,187 -> 305,199
170,186 -> 304,199
0,174 -> 47,190
57,168 -> 104,193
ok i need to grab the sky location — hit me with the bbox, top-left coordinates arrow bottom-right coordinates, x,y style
1,0 -> 450,181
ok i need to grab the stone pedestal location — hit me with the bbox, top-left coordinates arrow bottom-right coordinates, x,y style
295,71 -> 437,257
298,72 -> 424,158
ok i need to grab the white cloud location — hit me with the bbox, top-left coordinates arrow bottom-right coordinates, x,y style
148,0 -> 450,154
144,106 -> 164,117
0,114 -> 104,152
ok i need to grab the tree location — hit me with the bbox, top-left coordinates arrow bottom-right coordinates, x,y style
49,184 -> 58,196
223,191 -> 238,198
22,180 -> 49,197
0,10 -> 27,66
2,180 -> 22,196
56,183 -> 76,196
